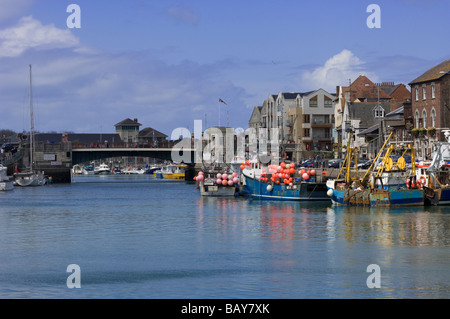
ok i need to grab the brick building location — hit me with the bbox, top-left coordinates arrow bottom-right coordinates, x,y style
334,75 -> 410,158
409,59 -> 450,159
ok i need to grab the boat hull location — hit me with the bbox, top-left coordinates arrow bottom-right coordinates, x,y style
0,181 -> 14,191
327,184 -> 424,207
423,186 -> 450,205
14,171 -> 46,187
200,184 -> 239,197
154,172 -> 163,179
95,170 -> 110,175
242,174 -> 330,201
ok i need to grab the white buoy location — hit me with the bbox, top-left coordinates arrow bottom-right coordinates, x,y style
266,185 -> 273,192
327,189 -> 334,197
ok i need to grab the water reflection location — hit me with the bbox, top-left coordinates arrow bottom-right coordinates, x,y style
196,197 -> 450,248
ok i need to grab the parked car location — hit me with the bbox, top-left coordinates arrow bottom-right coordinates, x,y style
328,159 -> 344,168
299,159 -> 314,168
357,159 -> 373,169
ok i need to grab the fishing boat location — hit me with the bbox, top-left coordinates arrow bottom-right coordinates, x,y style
240,161 -> 330,201
326,130 -> 424,207
419,130 -> 450,205
14,65 -> 46,187
94,163 -> 110,175
0,165 -> 14,191
195,169 -> 240,197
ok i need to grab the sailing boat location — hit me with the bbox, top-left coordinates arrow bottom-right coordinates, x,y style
14,65 -> 46,187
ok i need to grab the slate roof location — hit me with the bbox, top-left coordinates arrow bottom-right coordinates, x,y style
409,59 -> 450,85
348,102 -> 391,128
114,118 -> 142,126
138,127 -> 168,138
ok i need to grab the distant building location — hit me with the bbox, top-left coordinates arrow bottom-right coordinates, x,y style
114,118 -> 142,144
137,127 -> 168,147
409,59 -> 450,159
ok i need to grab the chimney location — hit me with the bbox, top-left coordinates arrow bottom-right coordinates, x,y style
134,118 -> 138,123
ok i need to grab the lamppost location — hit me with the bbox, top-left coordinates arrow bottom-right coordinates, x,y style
365,83 -> 382,156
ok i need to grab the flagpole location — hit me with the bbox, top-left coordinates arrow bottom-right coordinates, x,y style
218,100 -> 220,127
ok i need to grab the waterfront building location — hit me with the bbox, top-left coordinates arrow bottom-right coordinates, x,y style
409,59 -> 450,159
251,90 -> 335,162
334,76 -> 410,159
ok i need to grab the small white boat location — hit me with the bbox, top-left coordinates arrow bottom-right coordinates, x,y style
71,164 -> 85,175
14,170 -> 46,187
122,167 -> 146,174
94,163 -> 111,175
0,165 -> 14,191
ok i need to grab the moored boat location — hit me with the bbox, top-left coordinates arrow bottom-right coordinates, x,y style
0,165 -> 14,191
14,65 -> 46,188
94,163 -> 110,175
326,130 -> 424,207
419,130 -> 450,205
195,169 -> 240,197
240,161 -> 330,201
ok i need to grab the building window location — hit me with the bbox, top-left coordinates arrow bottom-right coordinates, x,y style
324,97 -> 333,108
303,114 -> 310,123
374,105 -> 385,118
431,82 -> 435,99
304,128 -> 310,137
422,109 -> 427,128
309,96 -> 318,107
431,109 -> 436,127
415,86 -> 419,101
415,110 -> 419,128
422,84 -> 427,100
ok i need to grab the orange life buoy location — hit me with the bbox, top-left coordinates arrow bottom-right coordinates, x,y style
419,176 -> 426,184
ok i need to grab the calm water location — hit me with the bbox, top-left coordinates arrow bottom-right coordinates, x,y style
0,174 -> 449,299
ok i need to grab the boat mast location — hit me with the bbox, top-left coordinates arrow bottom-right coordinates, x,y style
29,64 -> 34,170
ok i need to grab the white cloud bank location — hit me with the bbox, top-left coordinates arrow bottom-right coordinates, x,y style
0,16 -> 79,58
301,49 -> 377,91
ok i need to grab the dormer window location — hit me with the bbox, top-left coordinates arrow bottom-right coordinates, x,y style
374,105 -> 385,118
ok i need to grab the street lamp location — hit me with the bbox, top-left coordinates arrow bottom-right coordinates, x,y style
365,83 -> 382,155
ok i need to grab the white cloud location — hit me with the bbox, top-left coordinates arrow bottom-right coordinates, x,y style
301,49 -> 377,91
0,15 -> 79,58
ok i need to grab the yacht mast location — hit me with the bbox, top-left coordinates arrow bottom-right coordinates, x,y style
29,64 -> 34,170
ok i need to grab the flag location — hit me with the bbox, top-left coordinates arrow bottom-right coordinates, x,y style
219,98 -> 227,105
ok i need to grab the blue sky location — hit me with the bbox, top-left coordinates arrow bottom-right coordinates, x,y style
0,0 -> 449,136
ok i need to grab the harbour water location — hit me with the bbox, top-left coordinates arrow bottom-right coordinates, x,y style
1,174 -> 449,299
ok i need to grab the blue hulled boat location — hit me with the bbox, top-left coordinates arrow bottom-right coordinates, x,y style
326,130 -> 424,207
241,172 -> 330,201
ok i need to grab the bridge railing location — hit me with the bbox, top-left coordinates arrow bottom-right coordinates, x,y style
72,141 -> 178,149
